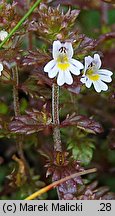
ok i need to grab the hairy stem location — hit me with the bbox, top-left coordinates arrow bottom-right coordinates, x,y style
12,66 -> 30,179
12,66 -> 20,117
52,83 -> 62,152
100,1 -> 108,27
52,83 -> 62,199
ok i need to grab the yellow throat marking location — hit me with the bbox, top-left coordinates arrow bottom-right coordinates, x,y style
57,54 -> 70,71
87,68 -> 100,81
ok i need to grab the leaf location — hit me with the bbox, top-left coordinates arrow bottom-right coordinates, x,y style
28,5 -> 80,42
9,109 -> 52,135
0,115 -> 10,138
61,113 -> 103,134
20,75 -> 51,98
20,98 -> 28,114
0,102 -> 8,114
10,155 -> 27,187
21,50 -> 50,67
68,140 -> 95,166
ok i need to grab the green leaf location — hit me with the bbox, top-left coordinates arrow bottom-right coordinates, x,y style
72,144 -> 94,166
20,98 -> 28,114
0,102 -> 8,114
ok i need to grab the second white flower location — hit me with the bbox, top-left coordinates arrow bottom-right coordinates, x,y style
80,54 -> 113,93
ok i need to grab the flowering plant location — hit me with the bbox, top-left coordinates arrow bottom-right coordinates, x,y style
0,0 -> 115,200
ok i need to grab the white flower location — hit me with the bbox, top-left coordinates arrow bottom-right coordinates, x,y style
0,30 -> 8,41
44,40 -> 84,86
80,54 -> 113,93
0,63 -> 3,76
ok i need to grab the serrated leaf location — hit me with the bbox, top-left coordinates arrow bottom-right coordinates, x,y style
61,113 -> 103,134
9,109 -> 52,135
72,144 -> 94,166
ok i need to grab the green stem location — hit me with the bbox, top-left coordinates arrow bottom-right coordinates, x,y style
27,0 -> 33,50
52,83 -> 62,152
0,0 -> 41,49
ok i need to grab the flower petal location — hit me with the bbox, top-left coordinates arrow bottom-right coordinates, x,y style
53,40 -> 62,59
57,70 -> 65,86
64,70 -> 73,85
80,76 -> 92,88
48,65 -> 58,78
64,42 -> 73,58
70,59 -> 84,70
98,69 -> 113,76
93,54 -> 101,70
85,78 -> 92,88
84,56 -> 93,72
44,60 -> 55,72
80,76 -> 87,84
93,80 -> 108,92
0,63 -> 3,72
97,80 -> 108,91
99,74 -> 112,83
69,63 -> 80,75
0,30 -> 8,41
93,81 -> 102,93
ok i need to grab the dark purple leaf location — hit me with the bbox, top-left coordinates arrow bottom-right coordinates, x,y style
61,113 -> 103,134
9,109 -> 52,135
